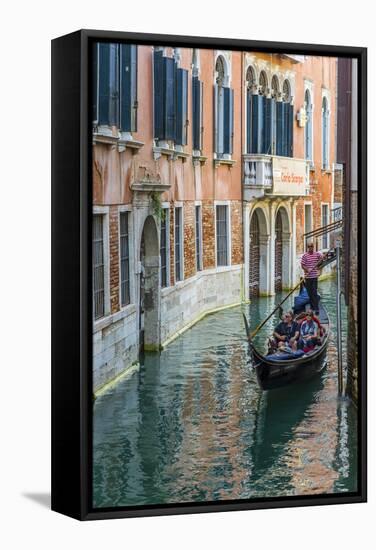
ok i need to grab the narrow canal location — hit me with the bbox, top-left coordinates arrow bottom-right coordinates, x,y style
93,277 -> 358,508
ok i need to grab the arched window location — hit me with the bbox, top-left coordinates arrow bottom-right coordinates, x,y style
271,76 -> 280,154
322,96 -> 329,169
214,56 -> 233,157
304,89 -> 313,161
192,49 -> 203,151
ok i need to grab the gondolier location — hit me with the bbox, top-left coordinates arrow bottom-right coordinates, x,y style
301,242 -> 324,315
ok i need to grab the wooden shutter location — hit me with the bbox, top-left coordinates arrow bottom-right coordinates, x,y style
153,50 -> 164,139
246,90 -> 252,153
276,101 -> 283,156
98,43 -> 110,126
92,43 -> 98,123
251,95 -> 263,154
165,57 -> 176,141
288,104 -> 294,157
263,97 -> 273,154
214,84 -> 219,153
271,98 -> 277,154
176,68 -> 188,145
223,87 -> 234,154
192,76 -> 202,150
120,44 -> 138,132
108,43 -> 119,126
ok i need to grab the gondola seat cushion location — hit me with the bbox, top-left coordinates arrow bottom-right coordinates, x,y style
266,350 -> 305,361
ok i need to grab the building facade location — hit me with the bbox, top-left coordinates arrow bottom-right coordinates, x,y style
92,44 -> 338,394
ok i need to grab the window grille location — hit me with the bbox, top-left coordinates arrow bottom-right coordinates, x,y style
195,206 -> 202,271
216,205 -> 229,266
93,215 -> 105,319
175,207 -> 182,282
120,212 -> 130,307
160,212 -> 168,287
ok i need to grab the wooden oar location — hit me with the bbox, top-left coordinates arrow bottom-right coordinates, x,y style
249,254 -> 326,340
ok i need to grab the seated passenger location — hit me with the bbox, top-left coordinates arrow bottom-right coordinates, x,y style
273,311 -> 300,352
298,310 -> 320,351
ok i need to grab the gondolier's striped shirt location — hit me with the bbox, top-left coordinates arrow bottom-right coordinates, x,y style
301,251 -> 323,278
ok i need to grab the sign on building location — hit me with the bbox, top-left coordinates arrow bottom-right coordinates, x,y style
271,157 -> 308,196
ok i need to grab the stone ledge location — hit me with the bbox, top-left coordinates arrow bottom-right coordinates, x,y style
93,303 -> 137,334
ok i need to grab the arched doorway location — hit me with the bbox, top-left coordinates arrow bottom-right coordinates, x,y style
139,215 -> 161,351
275,210 -> 283,292
249,208 -> 269,298
275,206 -> 291,291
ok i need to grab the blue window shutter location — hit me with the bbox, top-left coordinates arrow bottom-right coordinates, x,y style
165,57 -> 176,140
223,87 -> 233,154
276,101 -> 283,156
246,90 -> 252,153
108,43 -> 119,126
288,104 -> 294,157
199,81 -> 204,150
176,68 -> 188,145
264,97 -> 272,154
92,43 -> 98,123
214,84 -> 219,153
153,50 -> 164,139
271,98 -> 277,154
98,43 -> 110,126
251,94 -> 259,154
120,45 -> 138,132
192,76 -> 202,150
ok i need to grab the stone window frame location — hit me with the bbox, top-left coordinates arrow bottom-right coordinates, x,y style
161,202 -> 171,288
214,200 -> 232,268
93,206 -> 111,328
174,202 -> 184,284
321,202 -> 330,250
321,89 -> 331,171
304,79 -> 315,165
303,201 -> 313,251
118,205 -> 134,311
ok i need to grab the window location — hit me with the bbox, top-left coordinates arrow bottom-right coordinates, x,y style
93,43 -> 138,132
304,204 -> 312,250
93,215 -> 105,320
192,77 -> 203,151
216,205 -> 229,266
160,210 -> 169,287
214,56 -> 234,157
246,72 -> 293,157
195,206 -> 202,271
322,96 -> 329,169
322,205 -> 329,249
175,207 -> 183,282
304,89 -> 313,162
153,50 -> 188,144
119,212 -> 130,307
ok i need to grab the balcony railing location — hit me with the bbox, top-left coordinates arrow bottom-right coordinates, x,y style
243,154 -> 273,188
243,154 -> 310,197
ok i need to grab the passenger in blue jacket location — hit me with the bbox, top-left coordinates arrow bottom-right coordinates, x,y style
273,311 -> 300,351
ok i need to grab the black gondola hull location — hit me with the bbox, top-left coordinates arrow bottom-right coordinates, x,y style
253,343 -> 328,390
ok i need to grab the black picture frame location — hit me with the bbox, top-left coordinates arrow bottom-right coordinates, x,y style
51,29 -> 367,520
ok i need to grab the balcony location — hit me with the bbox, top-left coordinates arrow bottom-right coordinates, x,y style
243,154 -> 310,200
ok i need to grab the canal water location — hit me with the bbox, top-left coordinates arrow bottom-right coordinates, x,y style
93,277 -> 358,508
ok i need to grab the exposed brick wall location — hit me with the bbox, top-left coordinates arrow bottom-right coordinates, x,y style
202,200 -> 215,270
231,201 -> 243,265
346,191 -> 358,403
109,206 -> 120,314
296,201 -> 304,255
334,168 -> 343,204
183,201 -> 196,279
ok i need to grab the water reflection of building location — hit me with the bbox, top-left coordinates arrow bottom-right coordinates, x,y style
92,44 -> 338,393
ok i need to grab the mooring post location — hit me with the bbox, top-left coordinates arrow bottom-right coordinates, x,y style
336,243 -> 343,395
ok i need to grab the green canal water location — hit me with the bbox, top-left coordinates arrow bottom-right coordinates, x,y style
93,277 -> 358,508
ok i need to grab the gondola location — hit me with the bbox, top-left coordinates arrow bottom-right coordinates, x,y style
243,301 -> 330,391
